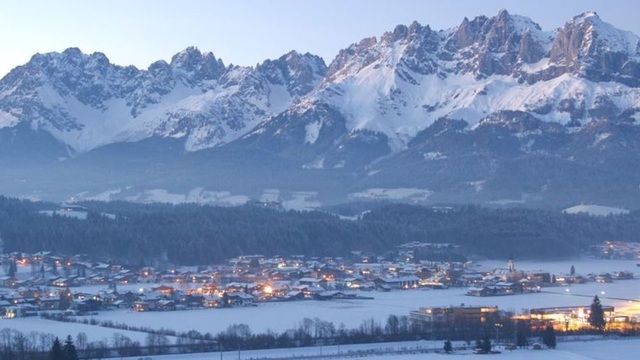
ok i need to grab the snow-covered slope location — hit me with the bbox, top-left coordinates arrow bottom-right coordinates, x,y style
265,10 -> 640,155
0,47 -> 326,152
1,10 -> 640,208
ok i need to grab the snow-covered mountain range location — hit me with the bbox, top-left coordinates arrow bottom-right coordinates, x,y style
1,10 -> 640,208
0,46 -> 326,153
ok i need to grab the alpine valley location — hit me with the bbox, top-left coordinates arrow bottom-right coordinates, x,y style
2,10 -> 640,209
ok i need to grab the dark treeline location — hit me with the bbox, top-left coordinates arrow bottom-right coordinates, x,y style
0,196 -> 638,265
6,311 -> 640,359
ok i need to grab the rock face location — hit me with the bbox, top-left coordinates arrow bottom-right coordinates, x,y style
1,10 -> 640,208
547,12 -> 640,85
0,47 -> 326,152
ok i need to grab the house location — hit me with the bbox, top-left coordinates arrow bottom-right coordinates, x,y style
204,295 -> 221,308
314,291 -> 357,301
297,277 -> 327,289
314,291 -> 339,301
132,301 -> 154,312
224,282 -> 249,293
118,291 -> 141,308
51,278 -> 69,287
518,279 -> 541,293
2,294 -> 24,305
32,251 -> 52,262
156,299 -> 176,311
199,283 -> 218,295
466,285 -> 514,297
615,271 -> 634,280
0,300 -> 11,316
265,282 -> 290,297
74,298 -> 102,313
181,294 -> 205,308
374,276 -> 420,290
466,287 -> 494,297
139,267 -> 156,279
152,285 -> 176,296
283,290 -> 305,301
0,277 -> 17,288
5,305 -> 38,319
524,271 -> 552,284
89,275 -> 107,284
225,293 -> 254,307
36,297 -> 61,310
92,263 -> 110,274
459,273 -> 485,285
95,291 -> 118,305
595,274 -> 613,283
343,277 -> 366,289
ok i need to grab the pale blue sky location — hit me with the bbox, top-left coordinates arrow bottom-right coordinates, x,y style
1,0 -> 638,77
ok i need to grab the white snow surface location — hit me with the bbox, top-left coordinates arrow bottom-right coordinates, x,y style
80,187 -> 250,206
563,204 -> 630,216
126,188 -> 250,206
423,151 -> 446,160
349,188 -> 433,202
0,259 -> 638,355
259,189 -> 281,203
302,157 -> 325,169
313,67 -> 640,153
0,316 -> 154,343
281,191 -> 321,211
38,210 -> 88,220
116,338 -> 640,360
0,111 -> 18,127
65,265 -> 640,338
304,120 -> 322,144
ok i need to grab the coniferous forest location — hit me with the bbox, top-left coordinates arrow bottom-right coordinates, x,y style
0,196 -> 638,265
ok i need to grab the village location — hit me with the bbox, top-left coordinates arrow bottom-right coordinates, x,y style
0,240 -> 638,339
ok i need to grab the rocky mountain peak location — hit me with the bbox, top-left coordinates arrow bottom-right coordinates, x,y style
147,60 -> 173,77
170,46 -> 203,69
381,24 -> 410,44
548,11 -> 640,85
86,52 -> 110,69
170,46 -> 225,81
570,11 -> 601,26
256,50 -> 327,97
325,37 -> 378,80
484,9 -> 522,51
440,11 -> 549,77
280,50 -> 327,75
60,47 -> 85,65
446,15 -> 489,51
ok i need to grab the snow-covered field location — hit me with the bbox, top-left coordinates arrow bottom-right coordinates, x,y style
563,204 -> 630,216
80,187 -> 251,206
2,259 -> 640,346
77,279 -> 640,337
118,337 -> 640,360
0,316 -> 151,343
348,188 -> 433,202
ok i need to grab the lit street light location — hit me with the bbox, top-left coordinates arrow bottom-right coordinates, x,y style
495,323 -> 503,343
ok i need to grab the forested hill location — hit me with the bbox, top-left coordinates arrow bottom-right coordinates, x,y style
0,196 -> 638,265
